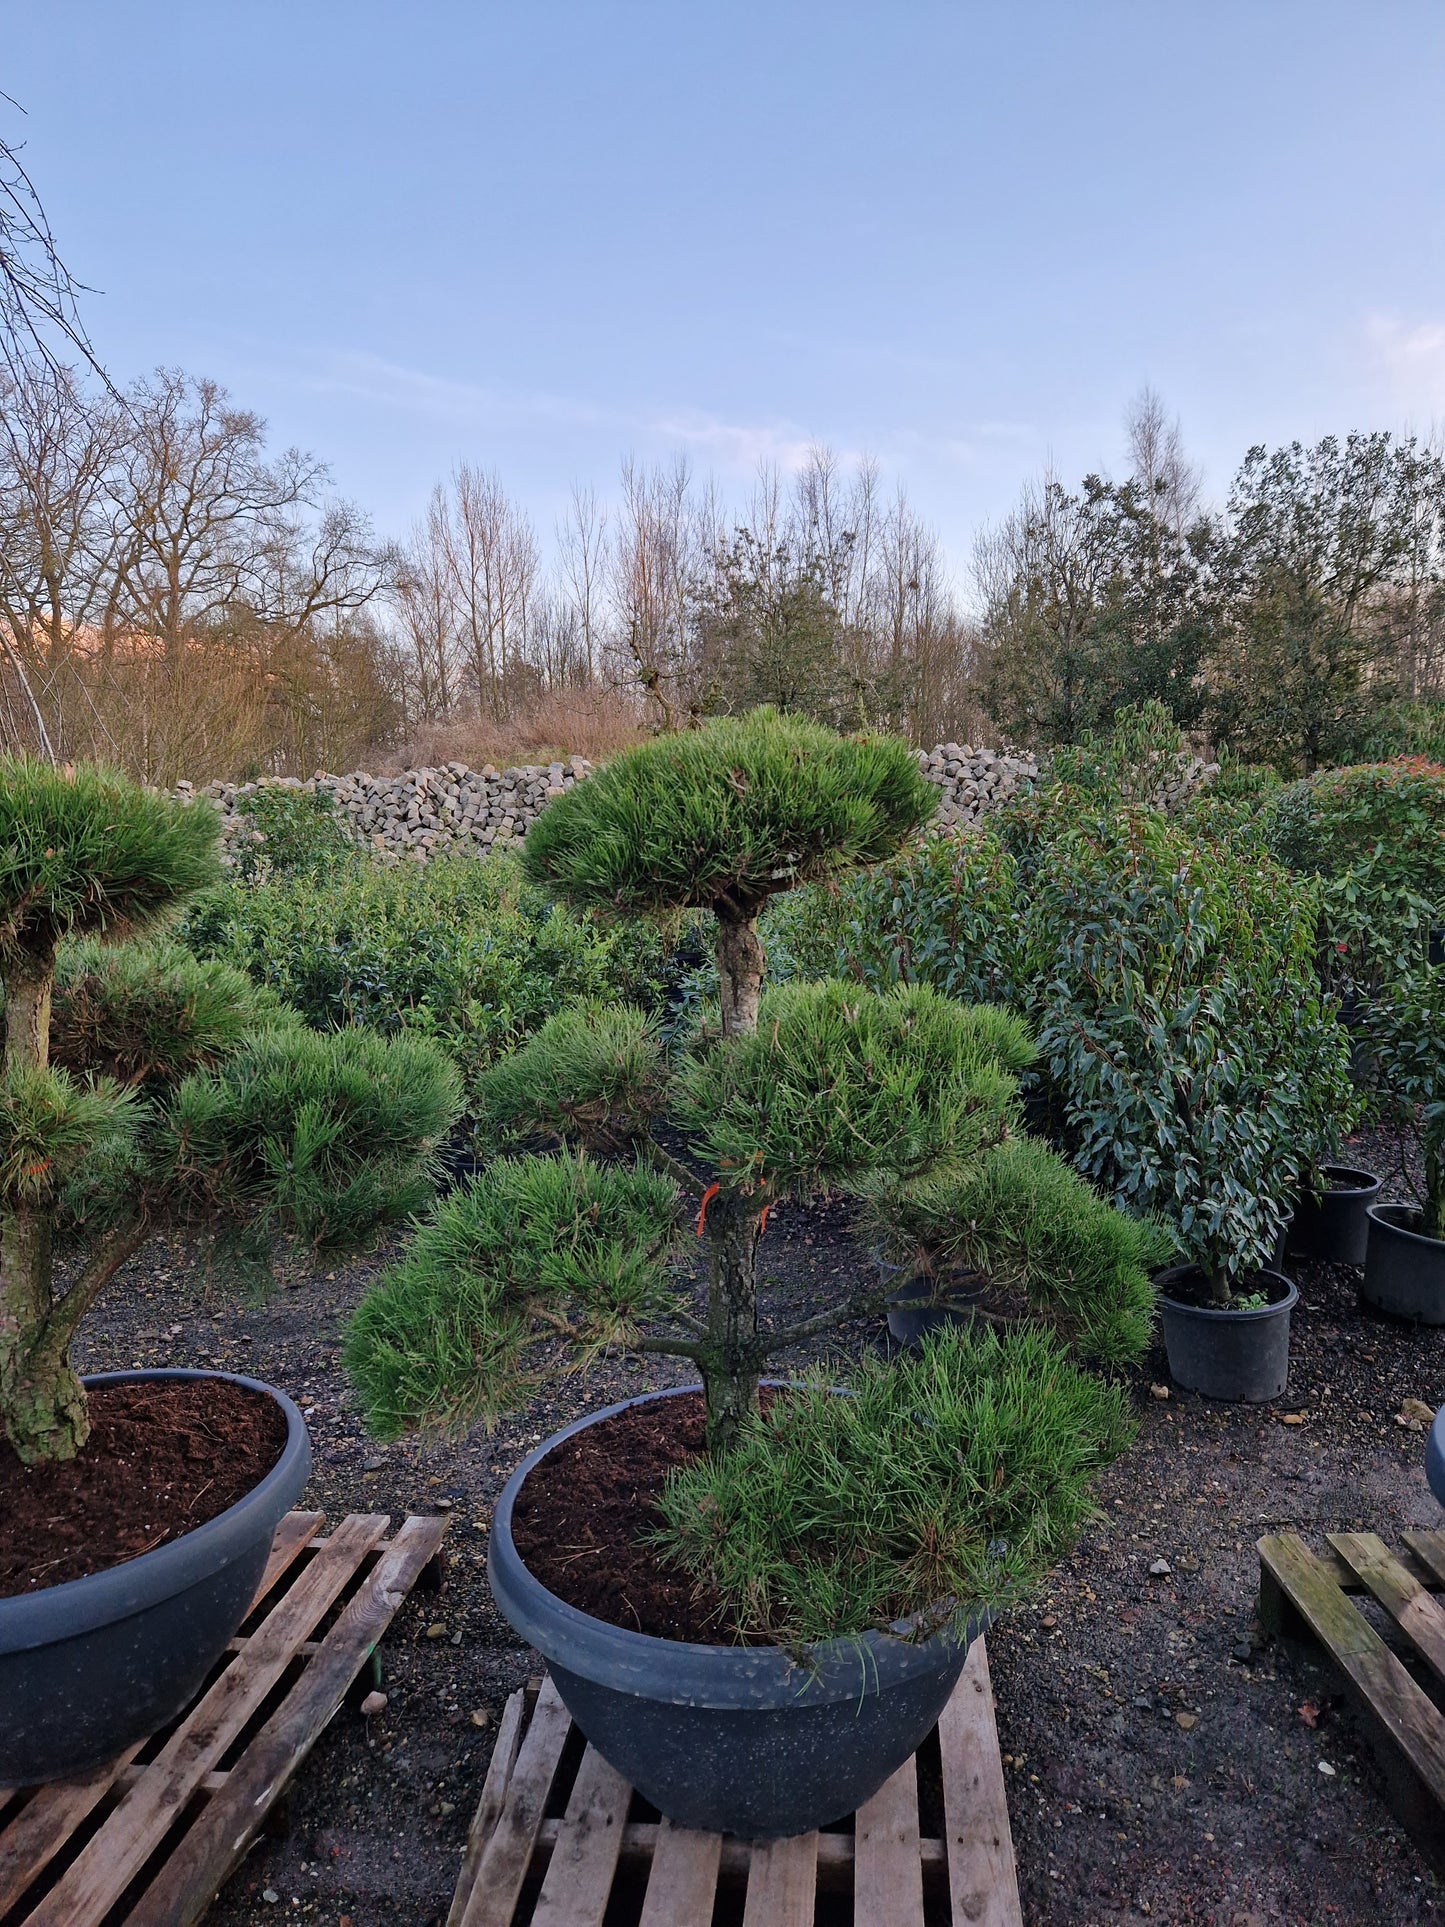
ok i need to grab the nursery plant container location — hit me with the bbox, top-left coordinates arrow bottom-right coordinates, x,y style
488,1384 -> 985,1839
1429,1406 -> 1445,1511
1155,1266 -> 1298,1402
1361,1205 -> 1445,1325
0,1368 -> 310,1784
885,1274 -> 984,1346
1286,1164 -> 1382,1267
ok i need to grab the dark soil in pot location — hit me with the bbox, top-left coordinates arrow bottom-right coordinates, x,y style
1286,1163 -> 1382,1267
1156,1265 -> 1298,1402
509,1388 -> 768,1642
0,1377 -> 288,1597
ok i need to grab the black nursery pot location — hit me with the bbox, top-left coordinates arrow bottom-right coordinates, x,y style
1361,1205 -> 1445,1325
0,1369 -> 310,1784
488,1385 -> 984,1840
1156,1266 -> 1299,1403
1286,1164 -> 1382,1267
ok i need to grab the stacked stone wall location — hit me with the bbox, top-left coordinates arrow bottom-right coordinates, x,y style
179,741 -> 1214,866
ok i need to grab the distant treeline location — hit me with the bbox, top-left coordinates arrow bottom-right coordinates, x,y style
2,362 -> 1442,782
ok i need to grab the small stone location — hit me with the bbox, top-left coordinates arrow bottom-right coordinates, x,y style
362,1456 -> 386,1472
1040,1614 -> 1057,1628
1317,1759 -> 1336,1777
470,1707 -> 490,1728
1232,1639 -> 1253,1661
1281,1413 -> 1305,1426
451,1630 -> 463,1645
1149,1383 -> 1170,1401
434,1497 -> 453,1510
1175,1711 -> 1198,1731
1149,1558 -> 1172,1577
1132,1693 -> 1153,1710
360,1690 -> 388,1717
262,1891 -> 279,1906
426,1623 -> 448,1640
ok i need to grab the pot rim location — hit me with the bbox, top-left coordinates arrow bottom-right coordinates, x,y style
1311,1163 -> 1383,1195
488,1383 -> 985,1704
0,1368 -> 309,1653
1154,1265 -> 1299,1322
1366,1202 -> 1445,1251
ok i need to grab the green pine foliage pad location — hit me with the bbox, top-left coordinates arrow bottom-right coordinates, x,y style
673,980 -> 1032,1195
653,1325 -> 1135,1648
475,1001 -> 667,1152
344,1150 -> 685,1437
522,706 -> 937,916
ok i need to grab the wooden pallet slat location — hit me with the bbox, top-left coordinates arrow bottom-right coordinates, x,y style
1259,1531 -> 1445,1876
24,1512 -> 391,1927
854,1756 -> 925,1927
635,1820 -> 722,1927
741,1832 -> 818,1927
0,1746 -> 143,1921
938,1640 -> 1024,1927
126,1511 -> 449,1927
1404,1529 -> 1445,1589
1329,1532 -> 1445,1677
446,1687 -> 527,1927
458,1675 -> 573,1927
530,1744 -> 633,1927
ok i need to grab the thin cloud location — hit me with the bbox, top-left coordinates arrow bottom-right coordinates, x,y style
1365,314 -> 1445,417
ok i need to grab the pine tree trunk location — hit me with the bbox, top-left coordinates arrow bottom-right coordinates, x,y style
3,958 -> 52,1075
714,910 -> 764,1039
0,1202 -> 89,1462
701,1191 -> 763,1455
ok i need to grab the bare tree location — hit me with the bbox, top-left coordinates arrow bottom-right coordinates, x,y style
556,483 -> 606,683
609,456 -> 702,730
1126,385 -> 1202,536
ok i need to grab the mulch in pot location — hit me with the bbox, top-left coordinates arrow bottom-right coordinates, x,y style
511,1390 -> 759,1644
0,1378 -> 288,1599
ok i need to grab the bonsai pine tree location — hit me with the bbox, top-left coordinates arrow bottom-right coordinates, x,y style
348,710 -> 1161,1456
1,757 -> 461,1464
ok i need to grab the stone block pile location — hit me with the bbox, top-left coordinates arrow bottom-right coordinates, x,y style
178,739 -> 1215,867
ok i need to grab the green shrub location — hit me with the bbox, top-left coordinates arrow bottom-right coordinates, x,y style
227,784 -> 358,882
344,1150 -> 685,1437
1353,962 -> 1445,1237
861,1135 -> 1171,1367
165,1026 -> 462,1249
179,849 -> 671,1102
653,1325 -> 1134,1647
1266,759 -> 1445,901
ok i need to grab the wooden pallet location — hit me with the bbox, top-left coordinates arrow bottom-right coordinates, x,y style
448,1637 -> 1022,1927
1258,1527 -> 1445,1874
0,1508 -> 449,1926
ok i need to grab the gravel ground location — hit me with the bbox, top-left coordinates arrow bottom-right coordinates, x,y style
72,1128 -> 1445,1926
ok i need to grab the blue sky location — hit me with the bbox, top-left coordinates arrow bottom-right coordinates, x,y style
8,3 -> 1445,579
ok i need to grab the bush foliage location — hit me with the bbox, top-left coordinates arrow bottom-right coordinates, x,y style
653,1327 -> 1135,1647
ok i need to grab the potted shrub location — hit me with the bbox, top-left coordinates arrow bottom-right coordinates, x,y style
0,758 -> 460,1783
1356,963 -> 1445,1324
345,710 -> 1144,1838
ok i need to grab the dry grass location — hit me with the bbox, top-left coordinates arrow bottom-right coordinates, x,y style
373,686 -> 650,773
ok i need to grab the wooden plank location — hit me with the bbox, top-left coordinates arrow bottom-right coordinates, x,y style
636,1819 -> 723,1927
23,1512 -> 390,1927
533,1818 -> 946,1885
1330,1533 -> 1445,1680
446,1687 -> 527,1927
741,1832 -> 818,1927
1258,1534 -> 1445,1872
1405,1530 -> 1445,1590
248,1509 -> 325,1611
854,1756 -> 924,1927
938,1639 -> 1023,1927
529,1744 -> 633,1927
0,1747 -> 142,1920
456,1674 -> 573,1927
125,1512 -> 448,1927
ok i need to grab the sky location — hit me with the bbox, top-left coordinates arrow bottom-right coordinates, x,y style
6,2 -> 1445,586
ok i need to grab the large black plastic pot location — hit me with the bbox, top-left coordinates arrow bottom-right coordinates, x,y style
488,1385 -> 984,1839
1361,1205 -> 1445,1325
1156,1266 -> 1298,1402
1428,1406 -> 1445,1511
1286,1164 -> 1382,1267
0,1368 -> 310,1784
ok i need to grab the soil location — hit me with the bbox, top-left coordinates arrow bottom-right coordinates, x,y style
1156,1265 -> 1295,1311
0,1377 -> 287,1597
511,1389 -> 741,1642
63,1123 -> 1444,1925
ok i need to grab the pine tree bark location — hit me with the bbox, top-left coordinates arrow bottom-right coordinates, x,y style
714,908 -> 764,1039
700,1191 -> 763,1454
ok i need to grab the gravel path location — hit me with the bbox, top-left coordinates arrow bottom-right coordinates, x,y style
72,1130 -> 1445,1925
